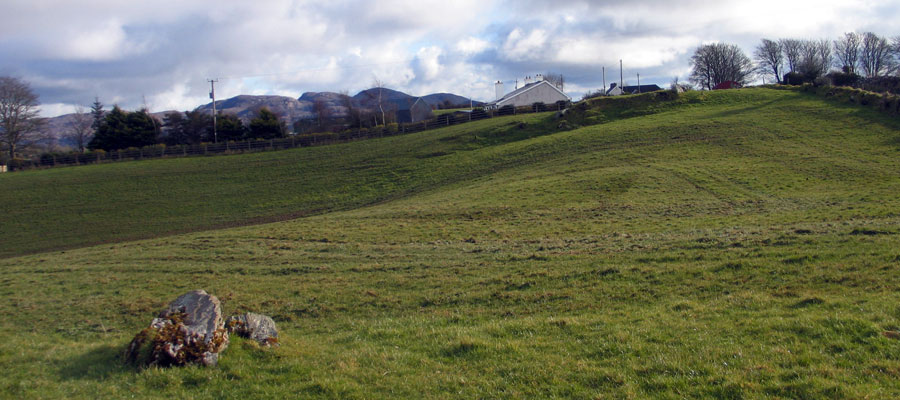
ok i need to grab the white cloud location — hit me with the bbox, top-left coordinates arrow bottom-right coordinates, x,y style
501,28 -> 549,61
456,37 -> 491,55
2,0 -> 898,117
415,47 -> 444,80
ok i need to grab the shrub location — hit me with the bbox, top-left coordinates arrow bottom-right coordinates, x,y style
498,105 -> 515,115
7,158 -> 30,171
532,102 -> 547,112
783,72 -> 806,86
40,153 -> 60,166
829,71 -> 861,88
386,123 -> 398,133
860,76 -> 900,95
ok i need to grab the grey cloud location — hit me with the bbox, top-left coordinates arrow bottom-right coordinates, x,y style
2,0 -> 898,115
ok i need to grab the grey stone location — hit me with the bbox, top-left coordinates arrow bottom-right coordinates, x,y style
125,290 -> 229,367
226,312 -> 279,346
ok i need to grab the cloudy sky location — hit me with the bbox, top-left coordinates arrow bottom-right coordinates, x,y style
1,0 -> 898,117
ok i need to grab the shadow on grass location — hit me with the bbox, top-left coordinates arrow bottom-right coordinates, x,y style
58,343 -> 134,381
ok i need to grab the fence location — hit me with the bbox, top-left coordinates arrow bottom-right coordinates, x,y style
12,101 -> 570,171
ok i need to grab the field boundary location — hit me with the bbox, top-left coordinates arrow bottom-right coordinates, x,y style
9,102 -> 569,171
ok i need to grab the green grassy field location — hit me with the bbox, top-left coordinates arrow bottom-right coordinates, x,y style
2,88 -> 900,398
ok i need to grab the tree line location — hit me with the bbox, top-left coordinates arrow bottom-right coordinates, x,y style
690,32 -> 900,91
85,103 -> 288,152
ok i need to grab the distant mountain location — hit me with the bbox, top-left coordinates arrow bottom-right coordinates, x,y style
422,93 -> 484,108
44,109 -> 176,148
194,95 -> 313,126
41,88 -> 482,144
352,88 -> 481,111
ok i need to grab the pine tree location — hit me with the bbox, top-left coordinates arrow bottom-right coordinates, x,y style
90,97 -> 105,135
88,106 -> 160,151
215,113 -> 245,142
248,108 -> 284,139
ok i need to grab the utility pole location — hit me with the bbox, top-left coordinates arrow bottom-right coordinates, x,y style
637,73 -> 641,93
620,59 -> 624,90
208,79 -> 218,143
602,66 -> 606,95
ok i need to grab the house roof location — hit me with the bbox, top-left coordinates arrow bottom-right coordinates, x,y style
392,97 -> 427,111
606,84 -> 663,95
488,80 -> 570,106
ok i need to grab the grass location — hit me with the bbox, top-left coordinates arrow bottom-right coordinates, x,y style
432,108 -> 472,116
1,88 -> 900,398
0,111 -> 557,258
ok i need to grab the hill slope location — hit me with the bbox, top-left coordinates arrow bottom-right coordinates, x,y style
1,88 -> 900,397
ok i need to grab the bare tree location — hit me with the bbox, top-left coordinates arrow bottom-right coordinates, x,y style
313,98 -> 331,130
860,32 -> 894,77
780,38 -> 803,73
64,105 -> 93,152
894,36 -> 900,74
797,39 -> 832,79
754,39 -> 784,83
0,76 -> 45,160
834,32 -> 861,74
339,90 -> 364,129
370,76 -> 386,126
689,42 -> 754,90
543,72 -> 565,91
816,39 -> 833,76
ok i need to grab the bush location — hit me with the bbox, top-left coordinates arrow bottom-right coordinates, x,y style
829,71 -> 861,88
40,153 -> 60,166
386,123 -> 398,133
7,158 -> 31,171
532,102 -> 547,112
860,76 -> 900,95
783,72 -> 806,86
498,105 -> 515,116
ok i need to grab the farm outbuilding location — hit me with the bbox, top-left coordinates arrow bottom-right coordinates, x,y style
605,83 -> 663,96
486,76 -> 570,110
395,97 -> 433,123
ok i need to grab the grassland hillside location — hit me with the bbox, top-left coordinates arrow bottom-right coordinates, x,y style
1,88 -> 900,398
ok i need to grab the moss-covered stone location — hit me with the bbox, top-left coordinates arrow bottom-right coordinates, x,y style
125,290 -> 228,367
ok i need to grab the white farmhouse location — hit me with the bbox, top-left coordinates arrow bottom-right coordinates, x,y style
486,75 -> 570,110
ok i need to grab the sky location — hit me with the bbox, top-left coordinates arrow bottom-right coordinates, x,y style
1,0 -> 898,117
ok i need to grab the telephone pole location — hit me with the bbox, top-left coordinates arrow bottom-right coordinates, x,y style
208,79 -> 218,143
620,59 -> 624,89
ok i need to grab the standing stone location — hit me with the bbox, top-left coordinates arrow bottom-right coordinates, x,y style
226,313 -> 279,346
125,290 -> 229,367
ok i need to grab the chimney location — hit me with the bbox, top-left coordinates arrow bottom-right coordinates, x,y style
524,75 -> 532,85
536,74 -> 543,82
495,81 -> 504,100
